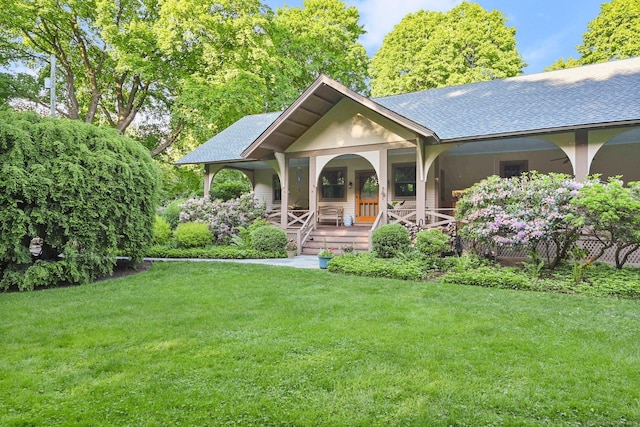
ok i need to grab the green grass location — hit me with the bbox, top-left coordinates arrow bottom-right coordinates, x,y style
1,262 -> 639,426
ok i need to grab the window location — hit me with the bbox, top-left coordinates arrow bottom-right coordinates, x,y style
393,164 -> 416,198
273,174 -> 281,202
500,160 -> 528,178
319,168 -> 346,201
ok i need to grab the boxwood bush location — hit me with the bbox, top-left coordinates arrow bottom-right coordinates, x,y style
415,229 -> 450,258
174,222 -> 213,248
371,223 -> 411,258
0,111 -> 160,291
250,225 -> 287,253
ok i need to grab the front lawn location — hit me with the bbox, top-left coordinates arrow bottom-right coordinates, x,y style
1,262 -> 639,426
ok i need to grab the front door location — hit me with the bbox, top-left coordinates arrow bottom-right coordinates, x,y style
355,170 -> 379,223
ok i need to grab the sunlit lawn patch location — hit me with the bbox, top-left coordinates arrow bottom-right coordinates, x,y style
1,262 -> 639,425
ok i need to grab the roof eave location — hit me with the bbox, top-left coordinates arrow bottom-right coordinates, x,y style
241,75 -> 439,159
440,120 -> 640,144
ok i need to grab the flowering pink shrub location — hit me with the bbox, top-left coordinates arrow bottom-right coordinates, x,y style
179,193 -> 266,244
456,172 -> 598,269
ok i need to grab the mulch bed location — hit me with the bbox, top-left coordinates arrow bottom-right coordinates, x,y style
94,259 -> 153,283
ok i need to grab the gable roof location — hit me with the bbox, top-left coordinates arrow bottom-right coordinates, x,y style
177,57 -> 640,165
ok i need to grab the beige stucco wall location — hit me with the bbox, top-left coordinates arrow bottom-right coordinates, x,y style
287,98 -> 416,153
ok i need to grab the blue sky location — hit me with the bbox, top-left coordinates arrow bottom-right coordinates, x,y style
264,0 -> 606,73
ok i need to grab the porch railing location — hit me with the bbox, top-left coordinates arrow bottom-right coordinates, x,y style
285,211 -> 315,255
386,207 -> 458,229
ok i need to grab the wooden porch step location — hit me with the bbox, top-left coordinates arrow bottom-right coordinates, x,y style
301,225 -> 371,255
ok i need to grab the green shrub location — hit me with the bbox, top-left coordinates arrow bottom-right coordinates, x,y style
210,169 -> 252,201
328,253 -> 426,281
0,110 -> 160,291
210,180 -> 251,201
440,266 -> 532,290
162,198 -> 186,229
371,223 -> 411,258
146,245 -> 285,259
232,218 -> 271,248
415,229 -> 450,257
174,222 -> 213,248
153,216 -> 172,246
250,225 -> 288,253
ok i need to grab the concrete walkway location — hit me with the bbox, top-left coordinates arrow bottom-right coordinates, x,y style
144,255 -> 321,269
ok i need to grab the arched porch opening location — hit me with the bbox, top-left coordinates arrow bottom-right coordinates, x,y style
438,137 -> 572,207
208,167 -> 254,201
316,154 -> 379,226
589,127 -> 640,182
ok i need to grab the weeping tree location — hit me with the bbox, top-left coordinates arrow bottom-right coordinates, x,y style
0,111 -> 160,291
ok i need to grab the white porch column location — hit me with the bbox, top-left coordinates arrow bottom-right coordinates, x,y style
309,156 -> 317,226
574,129 -> 589,182
379,148 -> 388,220
274,152 -> 289,229
415,139 -> 427,225
204,164 -> 225,199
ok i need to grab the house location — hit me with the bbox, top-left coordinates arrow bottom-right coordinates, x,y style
177,58 -> 640,253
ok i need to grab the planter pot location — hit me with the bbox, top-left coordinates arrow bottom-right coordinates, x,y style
286,250 -> 297,259
318,256 -> 333,269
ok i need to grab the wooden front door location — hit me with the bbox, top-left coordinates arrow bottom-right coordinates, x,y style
355,170 -> 379,223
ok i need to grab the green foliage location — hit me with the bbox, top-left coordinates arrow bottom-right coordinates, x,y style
370,2 -> 525,96
328,253 -> 427,281
0,0 -> 369,158
210,169 -> 252,201
548,0 -> 640,69
173,222 -> 213,249
415,229 -> 450,258
249,225 -> 288,253
571,177 -> 640,268
371,223 -> 411,258
152,216 -> 172,246
440,266 -> 533,291
232,218 -> 270,249
0,72 -> 41,105
0,111 -> 160,291
145,246 -> 285,259
272,0 -> 370,95
156,162 -> 202,203
161,199 -> 186,230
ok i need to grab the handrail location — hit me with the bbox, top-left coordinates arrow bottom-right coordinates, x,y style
298,211 -> 315,255
369,210 -> 386,248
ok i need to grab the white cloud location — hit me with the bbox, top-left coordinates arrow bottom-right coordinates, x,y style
350,0 -> 462,55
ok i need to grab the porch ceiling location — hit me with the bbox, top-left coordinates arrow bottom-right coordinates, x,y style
267,85 -> 344,156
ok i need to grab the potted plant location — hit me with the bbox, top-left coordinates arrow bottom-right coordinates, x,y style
318,239 -> 334,269
285,240 -> 297,258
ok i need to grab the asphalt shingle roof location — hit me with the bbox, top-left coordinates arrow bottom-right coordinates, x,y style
178,58 -> 640,165
176,111 -> 282,164
375,58 -> 640,140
